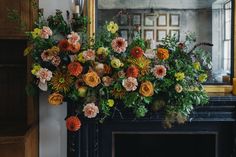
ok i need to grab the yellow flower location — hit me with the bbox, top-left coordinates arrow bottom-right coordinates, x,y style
107,21 -> 119,33
31,64 -> 41,75
76,53 -> 86,63
107,99 -> 115,107
97,47 -> 109,56
175,72 -> 185,81
198,74 -> 208,83
77,86 -> 88,97
31,28 -> 41,39
193,62 -> 201,71
111,58 -> 122,68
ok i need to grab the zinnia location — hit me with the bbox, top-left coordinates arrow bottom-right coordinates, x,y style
83,103 -> 99,118
130,46 -> 144,58
122,77 -> 138,91
111,37 -> 127,53
126,66 -> 139,78
157,48 -> 169,60
152,65 -> 167,79
68,62 -> 83,77
48,92 -> 64,106
66,116 -> 81,132
139,81 -> 154,97
83,49 -> 95,61
83,71 -> 101,87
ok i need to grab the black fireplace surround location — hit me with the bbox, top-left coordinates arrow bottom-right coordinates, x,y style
67,95 -> 236,157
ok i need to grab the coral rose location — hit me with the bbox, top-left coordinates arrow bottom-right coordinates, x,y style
83,71 -> 101,87
66,116 -> 81,132
130,46 -> 144,58
68,43 -> 81,53
139,81 -> 154,97
68,62 -> 83,77
48,92 -> 64,106
157,48 -> 169,60
83,103 -> 99,118
126,66 -> 139,78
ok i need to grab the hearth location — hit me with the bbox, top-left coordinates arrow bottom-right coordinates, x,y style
67,95 -> 236,157
113,133 -> 216,157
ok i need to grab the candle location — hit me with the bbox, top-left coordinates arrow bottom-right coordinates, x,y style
233,78 -> 236,95
75,5 -> 80,14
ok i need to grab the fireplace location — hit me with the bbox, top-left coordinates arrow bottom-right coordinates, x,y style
67,95 -> 236,157
113,133 -> 216,157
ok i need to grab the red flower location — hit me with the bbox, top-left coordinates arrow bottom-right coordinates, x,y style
126,66 -> 139,78
66,116 -> 81,132
68,62 -> 83,77
130,46 -> 144,58
58,39 -> 70,51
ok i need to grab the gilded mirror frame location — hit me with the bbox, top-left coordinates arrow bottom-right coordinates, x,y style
85,0 -> 236,93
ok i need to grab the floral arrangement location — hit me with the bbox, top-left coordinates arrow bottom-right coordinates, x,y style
25,11 -> 211,129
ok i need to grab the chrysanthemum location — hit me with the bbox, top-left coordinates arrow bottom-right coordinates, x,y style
128,57 -> 151,75
152,65 -> 167,79
50,72 -> 73,93
111,37 -> 127,53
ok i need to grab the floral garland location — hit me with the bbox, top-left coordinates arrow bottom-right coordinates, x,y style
25,11 -> 211,129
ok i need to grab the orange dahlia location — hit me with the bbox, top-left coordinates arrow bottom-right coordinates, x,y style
130,46 -> 144,58
126,66 -> 139,78
68,62 -> 83,77
157,48 -> 169,60
66,116 -> 81,132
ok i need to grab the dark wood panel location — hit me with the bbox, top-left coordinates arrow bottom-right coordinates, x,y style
0,67 -> 27,124
0,39 -> 27,64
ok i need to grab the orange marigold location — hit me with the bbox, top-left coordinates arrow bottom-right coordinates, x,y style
68,62 -> 83,77
157,48 -> 169,60
66,116 -> 81,132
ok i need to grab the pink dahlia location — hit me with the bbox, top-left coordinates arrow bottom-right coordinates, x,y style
111,37 -> 128,53
35,68 -> 53,83
40,26 -> 52,39
122,77 -> 138,91
152,65 -> 167,79
83,103 -> 99,118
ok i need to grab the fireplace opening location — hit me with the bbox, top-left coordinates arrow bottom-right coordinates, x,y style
113,133 -> 216,157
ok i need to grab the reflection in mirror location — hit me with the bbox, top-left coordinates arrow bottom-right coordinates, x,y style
96,0 -> 233,84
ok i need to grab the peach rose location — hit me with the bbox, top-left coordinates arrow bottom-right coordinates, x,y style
48,92 -> 64,106
139,81 -> 154,97
83,103 -> 99,118
83,71 -> 101,87
102,76 -> 113,86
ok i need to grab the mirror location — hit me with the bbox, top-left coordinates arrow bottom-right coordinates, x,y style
94,0 -> 234,84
